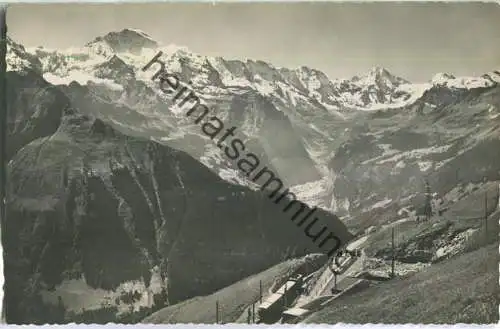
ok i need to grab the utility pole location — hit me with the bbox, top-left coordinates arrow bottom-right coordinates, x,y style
0,5 -> 8,323
424,179 -> 433,221
484,192 -> 488,241
259,280 -> 262,304
391,227 -> 395,278
498,183 -> 500,210
215,300 -> 219,324
283,284 -> 287,310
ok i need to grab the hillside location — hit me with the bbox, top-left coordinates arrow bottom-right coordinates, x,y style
7,32 -> 500,217
304,243 -> 499,324
4,27 -> 500,324
142,254 -> 326,324
3,68 -> 352,324
138,180 -> 500,325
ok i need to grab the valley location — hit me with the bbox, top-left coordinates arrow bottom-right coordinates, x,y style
3,28 -> 500,324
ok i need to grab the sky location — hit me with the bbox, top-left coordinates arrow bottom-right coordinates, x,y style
7,2 -> 500,82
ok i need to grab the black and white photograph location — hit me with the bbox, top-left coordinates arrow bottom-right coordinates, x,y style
1,2 -> 499,325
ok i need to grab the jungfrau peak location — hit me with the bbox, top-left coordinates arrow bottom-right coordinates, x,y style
85,28 -> 159,55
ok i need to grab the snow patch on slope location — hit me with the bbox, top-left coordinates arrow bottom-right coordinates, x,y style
364,144 -> 453,165
289,177 -> 332,211
41,266 -> 166,315
431,72 -> 498,89
43,72 -> 124,91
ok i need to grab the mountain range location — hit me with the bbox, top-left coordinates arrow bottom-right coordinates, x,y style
4,28 -> 500,323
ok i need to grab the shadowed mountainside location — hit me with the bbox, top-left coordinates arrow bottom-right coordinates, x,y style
3,69 -> 352,324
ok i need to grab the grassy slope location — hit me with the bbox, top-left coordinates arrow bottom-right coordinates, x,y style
363,181 -> 499,259
141,183 -> 499,324
141,254 -> 325,324
304,243 -> 499,324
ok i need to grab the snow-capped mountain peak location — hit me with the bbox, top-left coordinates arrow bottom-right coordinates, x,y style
431,71 -> 498,89
6,28 -> 499,117
6,37 -> 43,72
432,72 -> 456,82
325,67 -> 420,111
352,66 -> 409,89
85,28 -> 159,55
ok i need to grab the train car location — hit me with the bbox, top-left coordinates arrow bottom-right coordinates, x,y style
282,307 -> 310,324
257,275 -> 303,323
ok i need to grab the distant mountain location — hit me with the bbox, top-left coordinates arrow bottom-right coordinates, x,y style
6,27 -> 499,216
4,66 -> 352,323
431,71 -> 500,89
85,28 -> 159,55
5,28 -> 500,323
